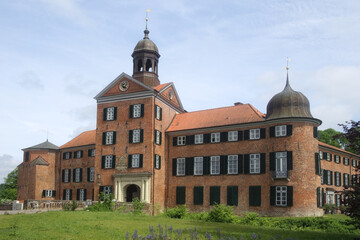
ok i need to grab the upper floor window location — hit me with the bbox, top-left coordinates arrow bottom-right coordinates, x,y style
319,151 -> 323,159
250,154 -> 260,174
104,107 -> 116,121
344,157 -> 349,166
43,190 -> 55,198
194,157 -> 203,175
102,155 -> 114,169
195,134 -> 203,144
155,130 -> 162,145
344,173 -> 349,186
74,168 -> 82,182
250,129 -> 260,140
131,129 -> 141,143
177,136 -> 186,146
335,155 -> 340,163
177,158 -> 185,176
211,133 -> 220,143
88,149 -> 95,157
131,154 -> 140,168
275,125 -> 286,137
228,131 -> 238,141
89,167 -> 94,182
210,156 -> 220,175
228,155 -> 238,174
63,169 -> 70,183
103,131 -> 116,145
155,105 -> 162,120
326,153 -> 331,161
155,154 -> 161,169
74,150 -> 83,159
352,159 -> 357,167
133,104 -> 141,118
63,152 -> 72,160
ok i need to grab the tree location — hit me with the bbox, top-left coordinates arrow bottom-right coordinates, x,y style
0,168 -> 18,201
318,128 -> 346,148
336,120 -> 360,155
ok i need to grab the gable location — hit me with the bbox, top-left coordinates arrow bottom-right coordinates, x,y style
158,85 -> 183,109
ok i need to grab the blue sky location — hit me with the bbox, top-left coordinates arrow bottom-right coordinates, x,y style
1,0 -> 359,183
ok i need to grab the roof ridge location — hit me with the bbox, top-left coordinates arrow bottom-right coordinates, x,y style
319,141 -> 360,158
248,104 -> 265,118
178,104 -> 251,115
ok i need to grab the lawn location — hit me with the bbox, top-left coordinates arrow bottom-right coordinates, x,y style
0,211 -> 359,240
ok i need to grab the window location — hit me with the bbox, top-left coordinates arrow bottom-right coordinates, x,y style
176,186 -> 186,204
227,186 -> 238,206
103,186 -> 112,196
276,186 -> 287,206
250,154 -> 260,174
194,157 -> 203,175
344,157 -> 349,165
63,169 -> 70,183
155,130 -> 161,145
74,168 -> 81,182
177,136 -> 186,145
335,172 -> 341,186
64,152 -> 71,160
44,190 -> 53,197
210,186 -> 220,205
326,153 -> 331,161
326,191 -> 334,205
133,104 -> 142,118
211,133 -> 220,143
155,155 -> 161,169
74,150 -> 82,159
249,186 -> 261,206
132,129 -> 141,143
335,155 -> 340,163
177,158 -> 185,176
320,169 -> 324,185
103,131 -> 116,145
250,129 -> 260,140
64,189 -> 71,200
88,149 -> 95,157
228,155 -> 238,174
336,194 -> 341,207
275,152 -> 287,177
132,154 -> 140,168
326,170 -> 332,185
352,159 -> 357,167
88,167 -> 94,182
195,134 -> 203,144
275,125 -> 286,137
210,156 -> 220,175
193,186 -> 203,205
155,105 -> 162,120
105,155 -> 113,169
24,152 -> 29,162
78,189 -> 86,201
319,151 -> 323,160
228,131 -> 238,141
104,107 -> 116,121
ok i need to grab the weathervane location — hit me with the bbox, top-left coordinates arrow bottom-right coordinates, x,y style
145,9 -> 151,29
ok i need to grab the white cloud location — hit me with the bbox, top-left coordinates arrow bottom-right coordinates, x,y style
18,71 -> 44,90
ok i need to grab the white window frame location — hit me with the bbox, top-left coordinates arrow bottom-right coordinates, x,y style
90,149 -> 95,157
210,156 -> 220,175
155,130 -> 161,145
326,191 -> 334,205
65,152 -> 70,160
64,169 -> 70,183
106,107 -> 115,121
176,158 -> 185,176
250,153 -> 260,174
275,125 -> 286,137
227,155 -> 238,174
195,134 -> 203,144
133,104 -> 141,118
327,171 -> 331,185
155,105 -> 161,120
276,186 -> 287,206
105,132 -> 114,145
194,157 -> 203,175
211,133 -> 220,143
228,131 -> 238,141
344,157 -> 349,165
89,167 -> 94,182
319,151 -> 323,159
45,190 -> 53,197
335,155 -> 340,163
104,186 -> 112,196
250,129 -> 260,140
177,136 -> 186,145
275,152 -> 287,177
65,189 -> 71,200
75,151 -> 82,159
326,153 -> 331,161
132,129 -> 140,143
132,154 -> 140,168
336,194 -> 341,207
155,155 -> 160,169
335,172 -> 340,186
104,155 -> 113,169
79,189 -> 85,201
75,168 -> 81,182
344,174 -> 349,186
352,159 -> 356,167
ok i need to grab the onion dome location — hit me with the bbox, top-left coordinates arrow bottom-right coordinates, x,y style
132,29 -> 159,56
266,73 -> 313,120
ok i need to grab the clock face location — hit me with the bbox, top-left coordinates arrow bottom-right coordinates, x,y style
119,81 -> 129,91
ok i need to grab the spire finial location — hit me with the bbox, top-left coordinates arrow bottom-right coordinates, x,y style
144,9 -> 151,39
285,57 -> 291,88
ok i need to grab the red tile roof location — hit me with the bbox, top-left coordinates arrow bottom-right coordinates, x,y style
319,141 -> 360,158
60,130 -> 96,149
153,83 -> 171,92
167,104 -> 265,132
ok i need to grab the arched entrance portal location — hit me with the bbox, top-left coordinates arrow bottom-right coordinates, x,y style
126,184 -> 140,202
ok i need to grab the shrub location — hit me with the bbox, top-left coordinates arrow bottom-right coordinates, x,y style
207,203 -> 236,223
87,193 -> 114,212
185,211 -> 209,221
323,203 -> 335,214
165,205 -> 188,218
132,197 -> 146,215
63,201 -> 77,211
239,212 -> 260,224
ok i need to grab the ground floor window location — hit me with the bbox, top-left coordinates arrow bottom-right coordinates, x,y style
270,186 -> 293,207
326,191 -> 334,205
77,189 -> 87,201
63,189 -> 72,200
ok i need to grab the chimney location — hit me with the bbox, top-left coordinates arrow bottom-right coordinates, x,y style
234,102 -> 243,106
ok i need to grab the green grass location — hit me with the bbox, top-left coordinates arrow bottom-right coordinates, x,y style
0,211 -> 359,240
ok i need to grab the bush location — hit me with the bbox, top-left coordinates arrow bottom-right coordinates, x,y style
132,197 -> 146,215
323,203 -> 335,214
239,212 -> 260,224
165,205 -> 188,218
185,211 -> 209,221
87,193 -> 114,212
207,203 -> 236,223
63,201 -> 78,211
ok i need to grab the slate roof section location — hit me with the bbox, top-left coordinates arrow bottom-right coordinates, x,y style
60,130 -> 96,149
22,140 -> 59,151
167,104 -> 265,132
30,156 -> 49,166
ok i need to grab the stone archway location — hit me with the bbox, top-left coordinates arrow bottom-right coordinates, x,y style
125,184 -> 140,202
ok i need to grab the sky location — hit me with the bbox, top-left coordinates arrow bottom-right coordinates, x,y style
0,0 -> 359,183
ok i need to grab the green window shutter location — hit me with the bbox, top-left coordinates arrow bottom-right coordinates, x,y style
76,189 -> 80,201
103,108 -> 107,121
140,104 -> 144,117
260,128 -> 266,139
186,135 -> 194,145
315,153 -> 320,175
113,132 -> 116,144
63,190 -> 66,200
84,189 -> 87,200
260,153 -> 266,174
220,132 -> 228,142
286,125 -> 293,136
313,127 -> 318,138
339,172 -> 341,186
287,151 -> 293,170
238,155 -> 243,174
129,130 -> 133,143
330,171 -> 333,185
87,168 -> 90,182
129,105 -> 134,118
244,130 -> 250,140
203,156 -> 210,175
159,107 -> 162,120
52,190 -> 56,197
158,155 -> 161,169
101,156 -> 105,169
112,155 -> 116,169
270,186 -> 276,206
102,132 -> 106,145
249,186 -> 261,206
172,159 -> 177,176
287,186 -> 293,206
238,131 -> 243,141
62,170 -> 65,183
227,186 -> 238,206
210,186 -> 220,205
317,187 -> 321,207
139,154 -> 143,168
244,154 -> 250,174
220,155 -> 227,174
140,129 -> 144,143
80,168 -> 83,182
114,107 -> 117,120
69,189 -> 72,200
176,186 -> 186,204
185,157 -> 194,175
73,168 -> 76,182
193,186 -> 204,205
128,155 -> 132,168
270,152 -> 275,171
42,190 -> 46,198
204,134 -> 211,143
173,137 -> 177,146
269,126 -> 275,137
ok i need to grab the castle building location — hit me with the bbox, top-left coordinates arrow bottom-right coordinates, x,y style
17,26 -> 360,216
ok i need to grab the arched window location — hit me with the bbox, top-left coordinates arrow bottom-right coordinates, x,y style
137,59 -> 143,72
146,59 -> 152,72
154,62 -> 157,74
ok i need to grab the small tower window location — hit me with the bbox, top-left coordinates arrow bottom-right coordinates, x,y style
154,62 -> 157,73
137,59 -> 143,72
146,59 -> 152,71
